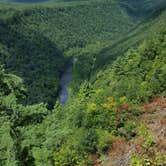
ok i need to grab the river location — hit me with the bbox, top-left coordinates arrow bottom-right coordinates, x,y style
59,63 -> 72,105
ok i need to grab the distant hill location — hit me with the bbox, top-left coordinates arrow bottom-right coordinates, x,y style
0,0 -> 138,105
0,0 -> 165,108
119,0 -> 166,17
0,0 -> 166,165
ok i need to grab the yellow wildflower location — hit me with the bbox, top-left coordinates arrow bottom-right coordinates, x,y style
88,103 -> 97,111
107,97 -> 114,103
128,59 -> 133,64
101,103 -> 109,109
119,96 -> 127,103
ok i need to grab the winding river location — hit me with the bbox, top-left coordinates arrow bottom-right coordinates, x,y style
59,63 -> 72,105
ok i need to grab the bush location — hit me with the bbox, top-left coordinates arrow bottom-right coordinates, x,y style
97,130 -> 112,154
79,129 -> 98,153
119,120 -> 136,138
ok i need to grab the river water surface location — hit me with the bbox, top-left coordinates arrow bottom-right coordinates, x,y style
59,64 -> 72,105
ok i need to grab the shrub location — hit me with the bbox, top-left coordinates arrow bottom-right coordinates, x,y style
119,120 -> 137,138
97,130 -> 112,154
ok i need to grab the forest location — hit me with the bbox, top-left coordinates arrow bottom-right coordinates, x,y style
0,0 -> 166,165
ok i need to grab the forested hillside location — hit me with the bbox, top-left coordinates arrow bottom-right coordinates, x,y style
0,0 -> 138,106
0,0 -> 166,165
119,0 -> 166,16
1,0 -> 166,105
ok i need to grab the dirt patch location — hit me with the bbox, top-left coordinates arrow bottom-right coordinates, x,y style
107,138 -> 135,166
141,98 -> 166,155
96,98 -> 166,166
141,98 -> 166,112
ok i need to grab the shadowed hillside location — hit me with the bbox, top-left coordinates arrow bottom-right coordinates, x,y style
0,0 -> 166,165
0,0 -> 138,105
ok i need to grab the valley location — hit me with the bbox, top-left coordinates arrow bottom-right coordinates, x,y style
0,0 -> 166,165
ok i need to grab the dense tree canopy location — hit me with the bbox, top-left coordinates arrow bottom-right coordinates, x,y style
0,0 -> 166,165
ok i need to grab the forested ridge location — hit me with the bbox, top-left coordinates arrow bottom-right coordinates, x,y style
0,0 -> 137,106
0,0 -> 166,165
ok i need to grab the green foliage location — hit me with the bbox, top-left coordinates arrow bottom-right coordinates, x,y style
142,135 -> 155,150
0,66 -> 50,165
0,20 -> 65,106
0,0 -> 139,106
119,120 -> 137,138
0,1 -> 166,165
94,31 -> 166,104
131,155 -> 166,166
137,124 -> 149,137
53,144 -> 88,166
131,156 -> 142,166
96,130 -> 112,154
32,147 -> 52,166
18,0 -> 135,50
0,117 -> 18,166
119,0 -> 166,17
0,66 -> 23,165
79,129 -> 98,153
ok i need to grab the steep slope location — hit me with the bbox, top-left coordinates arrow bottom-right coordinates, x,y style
0,14 -> 65,107
0,0 -> 166,166
14,14 -> 166,166
0,65 -> 49,165
97,98 -> 166,166
91,3 -> 166,72
119,0 -> 166,17
18,0 -> 136,50
1,0 -> 165,105
0,0 -> 139,106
